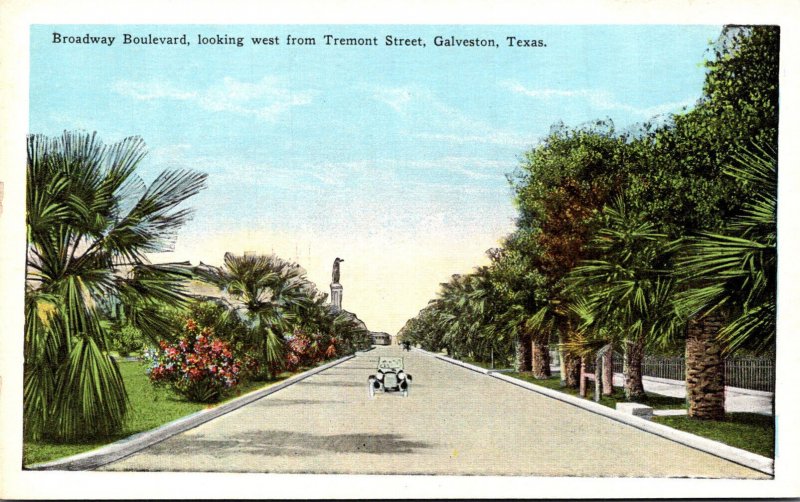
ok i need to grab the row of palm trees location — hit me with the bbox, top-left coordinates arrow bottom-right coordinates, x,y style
399,146 -> 776,418
24,131 -> 370,441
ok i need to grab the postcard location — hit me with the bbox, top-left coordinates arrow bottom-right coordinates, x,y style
1,0 -> 799,499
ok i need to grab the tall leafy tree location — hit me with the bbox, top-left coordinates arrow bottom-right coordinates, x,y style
25,131 -> 207,440
630,25 -> 779,238
510,122 -> 632,386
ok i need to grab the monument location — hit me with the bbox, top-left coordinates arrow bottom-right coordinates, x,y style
330,257 -> 344,312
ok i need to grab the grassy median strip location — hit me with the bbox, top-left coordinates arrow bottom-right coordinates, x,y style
653,414 -> 774,458
507,372 -> 774,458
23,361 -> 289,466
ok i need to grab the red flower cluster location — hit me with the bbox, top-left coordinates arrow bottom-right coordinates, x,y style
146,319 -> 243,403
284,332 -> 337,371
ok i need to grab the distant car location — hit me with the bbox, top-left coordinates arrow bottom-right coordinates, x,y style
368,356 -> 412,397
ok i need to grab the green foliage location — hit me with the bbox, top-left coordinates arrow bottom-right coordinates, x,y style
631,26 -> 779,237
399,267 -> 507,362
568,198 -> 684,350
196,253 -> 369,377
113,325 -> 145,357
166,299 -> 252,361
196,253 -> 314,378
397,26 -> 780,399
675,146 -> 777,354
24,131 -> 207,441
328,312 -> 373,355
510,121 -> 632,285
399,242 -> 553,366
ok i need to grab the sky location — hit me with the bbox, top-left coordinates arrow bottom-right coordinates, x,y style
29,24 -> 722,334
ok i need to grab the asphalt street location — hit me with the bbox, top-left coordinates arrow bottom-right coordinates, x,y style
100,346 -> 767,477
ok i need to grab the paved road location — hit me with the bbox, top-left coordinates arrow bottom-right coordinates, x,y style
101,346 -> 767,477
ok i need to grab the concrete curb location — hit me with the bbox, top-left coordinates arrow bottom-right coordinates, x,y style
419,349 -> 774,476
410,346 -> 438,357
28,353 -> 357,471
435,353 -> 492,374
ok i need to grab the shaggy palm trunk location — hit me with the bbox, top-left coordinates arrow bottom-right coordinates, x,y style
686,313 -> 726,420
515,331 -> 532,372
563,353 -> 581,388
602,347 -> 614,396
557,319 -> 580,388
531,337 -> 551,379
623,337 -> 646,401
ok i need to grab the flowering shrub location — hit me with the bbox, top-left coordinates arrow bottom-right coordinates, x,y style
284,331 -> 338,371
145,319 -> 246,403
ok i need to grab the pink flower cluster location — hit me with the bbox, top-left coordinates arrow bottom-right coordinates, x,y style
146,319 -> 243,403
284,332 -> 337,371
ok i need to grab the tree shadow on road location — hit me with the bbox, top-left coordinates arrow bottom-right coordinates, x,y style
145,430 -> 433,457
323,366 -> 377,371
258,398 -> 347,406
295,380 -> 366,387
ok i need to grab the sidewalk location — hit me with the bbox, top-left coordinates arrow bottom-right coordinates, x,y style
545,366 -> 773,415
611,373 -> 773,416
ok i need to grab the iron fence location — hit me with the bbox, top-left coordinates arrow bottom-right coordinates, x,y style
725,357 -> 775,392
608,353 -> 774,392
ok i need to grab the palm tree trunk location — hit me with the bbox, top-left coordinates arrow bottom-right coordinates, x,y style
558,319 -> 581,388
563,353 -> 581,388
602,346 -> 614,396
686,312 -> 726,420
514,331 -> 532,372
623,337 -> 646,401
531,336 -> 551,379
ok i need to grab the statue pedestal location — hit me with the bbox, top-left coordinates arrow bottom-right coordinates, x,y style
330,283 -> 343,312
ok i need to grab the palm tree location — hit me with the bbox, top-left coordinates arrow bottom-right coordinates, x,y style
197,253 -> 313,379
675,145 -> 776,419
25,131 -> 207,440
328,311 -> 372,355
399,305 -> 447,353
568,198 -> 683,401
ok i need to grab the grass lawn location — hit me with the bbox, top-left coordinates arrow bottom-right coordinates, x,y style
23,361 -> 291,467
507,372 -> 774,458
653,413 -> 774,458
460,356 -> 512,371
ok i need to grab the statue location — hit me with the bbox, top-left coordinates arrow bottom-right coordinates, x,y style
332,257 -> 344,284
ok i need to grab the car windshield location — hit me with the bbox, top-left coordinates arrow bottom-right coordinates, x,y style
377,357 -> 403,371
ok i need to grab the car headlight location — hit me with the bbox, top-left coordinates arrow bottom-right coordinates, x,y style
376,372 -> 384,381
397,371 -> 406,380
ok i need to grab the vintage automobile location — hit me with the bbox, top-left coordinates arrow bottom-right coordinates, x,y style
368,356 -> 412,397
